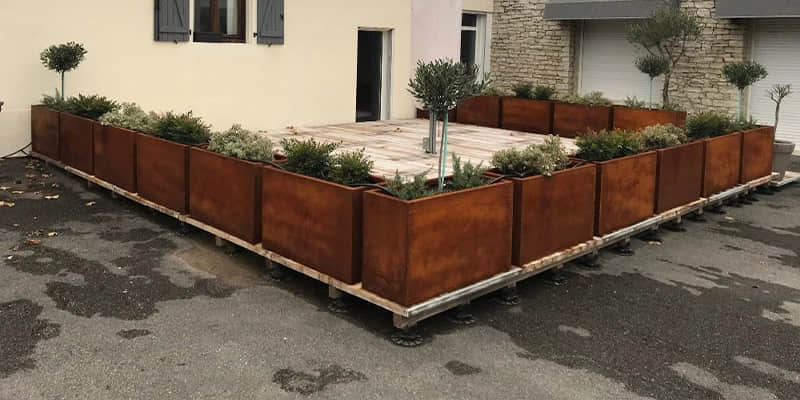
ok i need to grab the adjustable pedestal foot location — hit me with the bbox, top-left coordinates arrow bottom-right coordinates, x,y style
687,211 -> 706,222
327,286 -> 351,314
177,222 -> 197,235
578,252 -> 602,270
448,304 -> 476,325
266,259 -> 290,281
494,285 -> 521,306
745,192 -> 759,202
639,229 -> 662,243
614,240 -> 635,256
544,268 -> 567,286
708,204 -> 726,214
390,328 -> 425,347
664,220 -> 686,232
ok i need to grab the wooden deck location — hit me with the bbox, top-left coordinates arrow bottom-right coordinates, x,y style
258,119 -> 578,177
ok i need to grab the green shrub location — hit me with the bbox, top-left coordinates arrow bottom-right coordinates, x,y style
575,129 -> 643,162
562,91 -> 613,106
728,116 -> 759,133
491,136 -> 569,177
624,96 -> 647,109
639,124 -> 687,151
482,86 -> 508,96
686,112 -> 731,140
448,154 -> 488,191
532,85 -> 556,101
723,61 -> 768,92
64,94 -> 118,120
386,172 -> 436,200
281,138 -> 339,180
329,149 -> 374,185
150,111 -> 211,145
40,42 -> 87,98
99,102 -> 154,132
41,90 -> 69,111
208,124 -> 274,162
512,83 -> 534,99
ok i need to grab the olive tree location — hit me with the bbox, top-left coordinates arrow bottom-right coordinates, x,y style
40,42 -> 87,99
635,54 -> 669,108
723,61 -> 768,120
767,83 -> 792,132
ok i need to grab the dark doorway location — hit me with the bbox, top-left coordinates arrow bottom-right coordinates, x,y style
356,30 -> 383,122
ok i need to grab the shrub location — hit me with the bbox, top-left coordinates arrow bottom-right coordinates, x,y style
562,91 -> 613,106
281,138 -> 338,179
575,129 -> 643,162
99,102 -> 154,132
491,136 -> 569,177
40,42 -> 87,98
386,172 -> 436,200
512,83 -> 534,99
728,116 -> 759,133
686,112 -> 731,140
208,124 -> 274,162
64,94 -> 118,120
532,85 -> 556,101
624,96 -> 647,109
639,124 -> 687,151
41,90 -> 69,111
482,86 -> 508,96
150,111 -> 212,146
329,149 -> 374,185
448,154 -> 488,191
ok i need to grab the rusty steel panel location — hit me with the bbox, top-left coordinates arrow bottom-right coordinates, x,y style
553,102 -> 613,138
500,97 -> 554,134
456,96 -> 502,128
59,113 -> 95,174
595,152 -> 658,235
740,126 -> 775,183
655,141 -> 704,213
93,124 -> 137,193
612,107 -> 687,131
702,132 -> 742,197
136,133 -> 190,214
30,106 -> 60,160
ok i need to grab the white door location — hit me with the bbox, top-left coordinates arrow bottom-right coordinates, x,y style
579,21 -> 663,105
749,19 -> 800,146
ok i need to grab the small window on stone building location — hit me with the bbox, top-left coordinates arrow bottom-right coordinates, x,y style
460,13 -> 489,78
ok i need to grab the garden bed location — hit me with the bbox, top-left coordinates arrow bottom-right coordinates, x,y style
613,107 -> 687,131
701,132 -> 742,197
58,112 -> 95,174
655,141 -> 704,213
552,102 -> 612,138
93,124 -> 137,193
135,133 -> 190,214
455,95 -> 502,128
740,126 -> 774,183
30,105 -> 60,160
500,98 -> 554,134
594,152 -> 658,235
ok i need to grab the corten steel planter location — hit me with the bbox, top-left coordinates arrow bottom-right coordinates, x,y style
30,105 -> 60,160
740,126 -> 775,183
362,181 -> 514,307
701,132 -> 743,197
593,152 -> 658,236
416,108 -> 456,122
58,112 -> 96,174
455,95 -> 502,128
136,133 -> 190,213
500,97 -> 554,134
189,147 -> 262,244
612,107 -> 687,131
93,124 -> 137,193
262,168 -> 381,284
655,141 -> 704,213
552,102 -> 613,138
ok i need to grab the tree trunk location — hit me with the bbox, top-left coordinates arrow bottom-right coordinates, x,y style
661,72 -> 671,108
775,102 -> 781,132
428,112 -> 437,154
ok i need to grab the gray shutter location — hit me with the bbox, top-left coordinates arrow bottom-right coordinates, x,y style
155,0 -> 190,42
257,0 -> 285,45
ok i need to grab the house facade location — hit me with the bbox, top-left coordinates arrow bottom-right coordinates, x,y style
0,0 -> 493,156
490,0 -> 800,146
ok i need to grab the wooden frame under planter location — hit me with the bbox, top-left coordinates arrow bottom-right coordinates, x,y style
594,152 -> 658,236
30,105 -> 60,160
58,112 -> 96,174
655,141 -> 704,214
136,133 -> 190,214
262,168 -> 380,284
189,147 -> 262,244
552,102 -> 612,138
500,97 -> 554,134
740,126 -> 775,183
612,107 -> 687,131
701,132 -> 742,197
362,181 -> 514,307
93,124 -> 137,193
456,95 -> 502,128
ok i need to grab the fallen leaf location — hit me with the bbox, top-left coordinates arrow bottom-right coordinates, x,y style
85,201 -> 96,207
724,216 -> 735,221
51,183 -> 60,188
0,201 -> 15,208
648,241 -> 662,246
0,186 -> 9,191
42,174 -> 52,178
25,239 -> 42,245
12,224 -> 19,227
10,245 -> 19,251
44,195 -> 59,200
47,232 -> 58,237
11,190 -> 24,194
5,256 -> 12,260
25,174 -> 37,179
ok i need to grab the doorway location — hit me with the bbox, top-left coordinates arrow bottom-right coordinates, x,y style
356,29 -> 392,122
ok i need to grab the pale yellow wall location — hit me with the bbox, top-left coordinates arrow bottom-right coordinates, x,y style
0,0 -> 415,156
463,0 -> 494,12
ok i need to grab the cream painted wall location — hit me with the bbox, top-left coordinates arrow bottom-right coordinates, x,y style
412,0 -> 462,65
0,0 -> 415,156
463,0 -> 494,12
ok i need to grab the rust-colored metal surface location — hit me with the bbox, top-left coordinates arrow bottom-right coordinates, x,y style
363,181 -> 513,307
455,96 -> 502,128
702,132 -> 742,197
262,168 -> 373,284
655,141 -> 703,213
58,113 -> 95,174
612,107 -> 687,131
500,97 -> 554,134
189,147 -> 262,244
552,102 -> 612,138
507,164 -> 596,266
135,133 -> 189,214
740,126 -> 775,183
595,152 -> 658,235
416,108 -> 457,122
93,125 -> 137,193
30,105 -> 60,160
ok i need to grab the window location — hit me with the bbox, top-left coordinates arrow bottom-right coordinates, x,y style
194,0 -> 246,43
460,13 -> 489,77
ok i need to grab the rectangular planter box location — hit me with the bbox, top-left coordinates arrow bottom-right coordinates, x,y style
93,124 -> 137,193
702,132 -> 743,197
740,126 -> 775,183
30,105 -> 60,160
502,164 -> 597,266
455,96 -> 502,128
363,181 -> 514,307
416,108 -> 456,122
500,97 -> 554,134
552,102 -> 612,138
189,147 -> 262,244
136,133 -> 190,213
612,107 -> 687,131
262,168 -> 379,284
655,141 -> 704,213
59,112 -> 96,174
594,152 -> 658,236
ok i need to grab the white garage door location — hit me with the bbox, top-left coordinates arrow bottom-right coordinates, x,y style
750,20 -> 800,146
579,21 -> 663,104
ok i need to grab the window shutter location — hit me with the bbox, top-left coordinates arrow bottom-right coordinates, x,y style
154,0 -> 190,42
257,0 -> 285,45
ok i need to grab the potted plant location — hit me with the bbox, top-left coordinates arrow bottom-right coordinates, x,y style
58,94 -> 118,174
552,91 -> 614,138
501,83 -> 556,134
30,93 -> 66,160
455,87 -> 503,128
262,138 -> 377,284
575,129 -> 657,235
768,84 -> 795,180
362,157 -> 513,306
94,103 -> 152,192
136,111 -> 210,214
189,125 -> 273,244
488,136 -> 596,266
640,124 -> 703,213
686,112 -> 744,197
